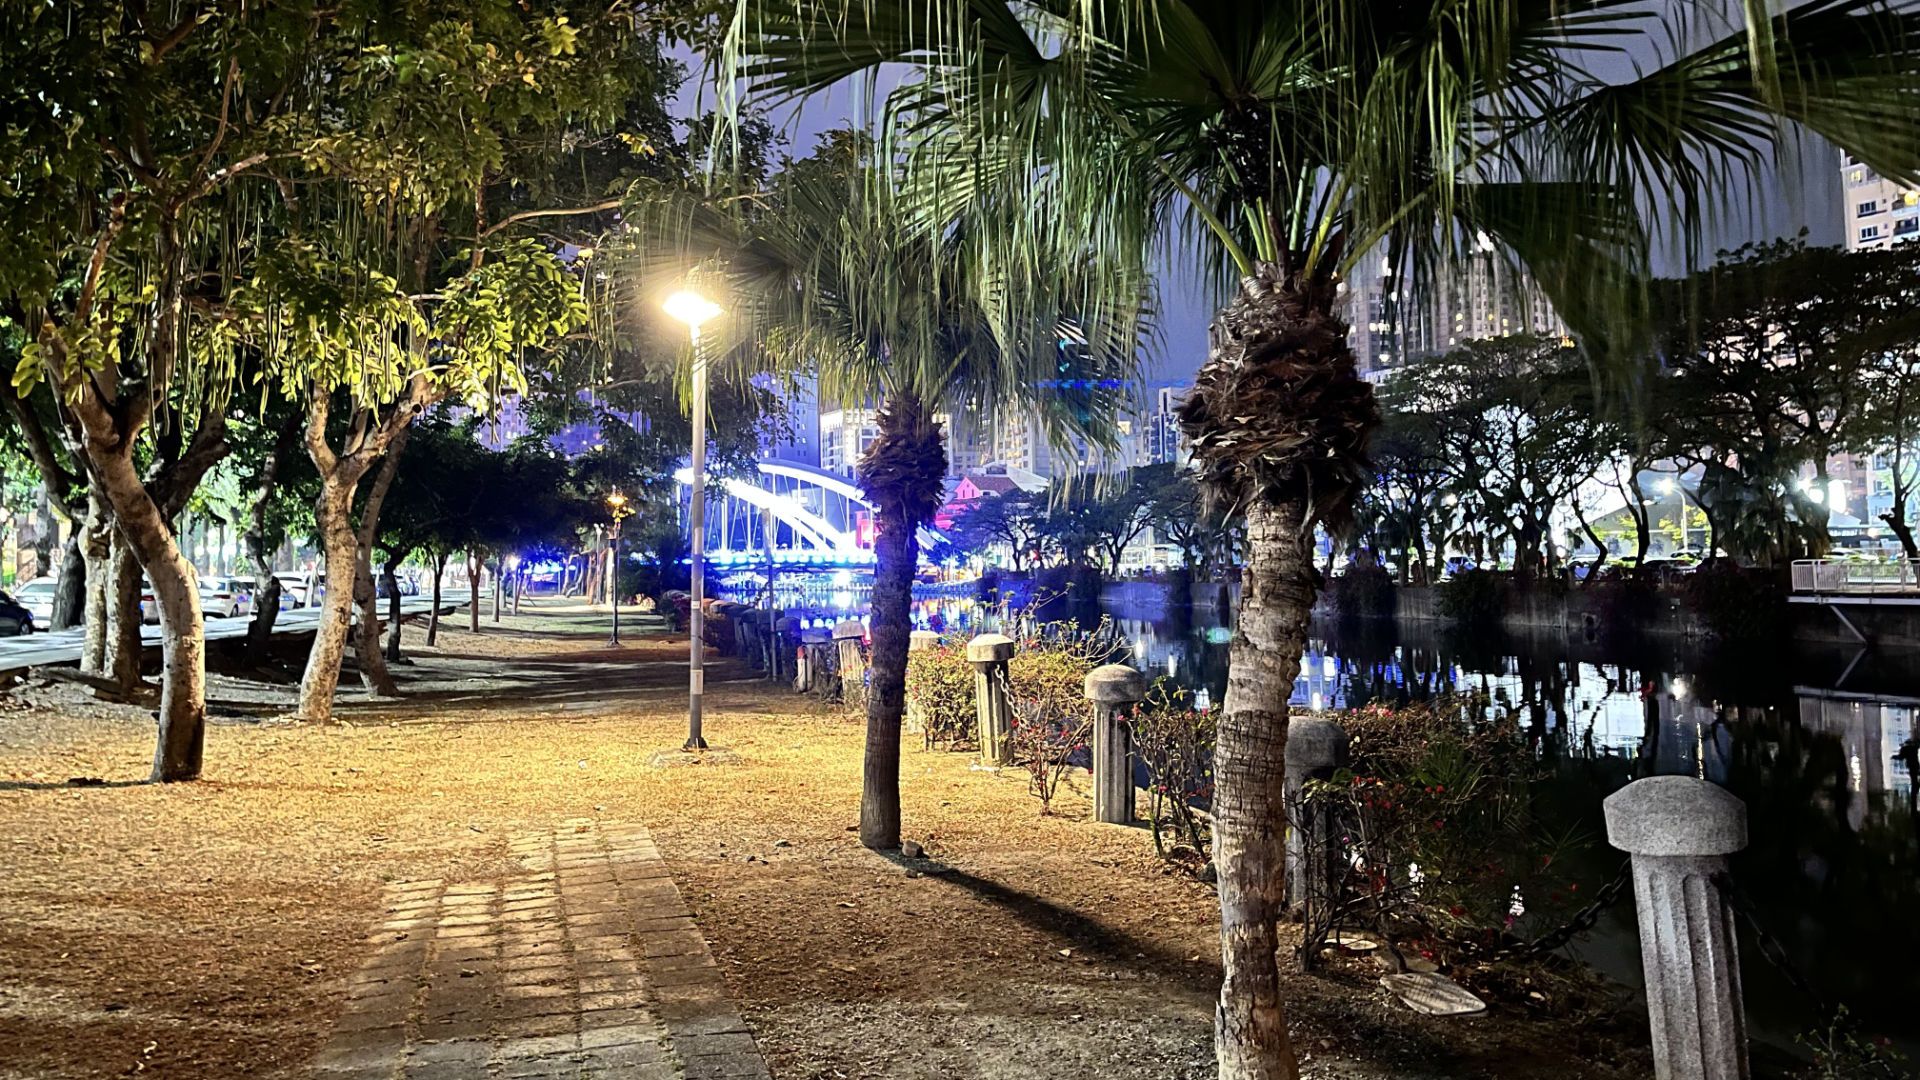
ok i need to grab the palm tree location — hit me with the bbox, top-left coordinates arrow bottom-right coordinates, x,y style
733,2 -> 1920,1074
624,134 -> 1141,850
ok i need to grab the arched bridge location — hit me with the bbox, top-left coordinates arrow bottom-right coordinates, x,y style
674,458 -> 941,570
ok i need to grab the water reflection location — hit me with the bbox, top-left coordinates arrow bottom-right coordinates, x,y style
905,588 -> 1918,1064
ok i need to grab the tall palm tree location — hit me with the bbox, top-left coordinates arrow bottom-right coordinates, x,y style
733,2 -> 1920,1075
624,134 -> 1141,850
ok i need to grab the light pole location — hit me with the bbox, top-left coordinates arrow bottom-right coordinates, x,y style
665,289 -> 721,750
605,490 -> 633,646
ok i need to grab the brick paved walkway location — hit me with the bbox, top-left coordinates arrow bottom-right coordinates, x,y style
311,822 -> 769,1080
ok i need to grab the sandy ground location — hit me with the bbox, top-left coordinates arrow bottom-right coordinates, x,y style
0,601 -> 1651,1079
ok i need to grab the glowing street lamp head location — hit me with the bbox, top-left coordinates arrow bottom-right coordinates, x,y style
663,290 -> 722,329
606,489 -> 634,522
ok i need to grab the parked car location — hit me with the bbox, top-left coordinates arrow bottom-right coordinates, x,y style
13,576 -> 58,625
233,576 -> 296,611
140,581 -> 160,623
198,576 -> 252,619
274,571 -> 326,608
0,590 -> 36,635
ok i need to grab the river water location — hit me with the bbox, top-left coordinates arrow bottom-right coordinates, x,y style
897,590 -> 1919,1069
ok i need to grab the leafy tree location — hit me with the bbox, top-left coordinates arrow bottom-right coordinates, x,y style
736,1 -> 1920,1070
951,489 -> 1052,573
1661,241 -> 1920,564
622,132 -> 1143,850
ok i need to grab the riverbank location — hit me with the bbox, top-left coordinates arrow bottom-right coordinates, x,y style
0,601 -> 1651,1079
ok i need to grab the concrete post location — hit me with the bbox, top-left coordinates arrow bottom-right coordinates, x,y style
1084,664 -> 1146,825
832,620 -> 867,712
796,628 -> 829,693
1604,776 -> 1750,1080
775,616 -> 801,683
905,630 -> 940,736
1283,716 -> 1349,919
966,633 -> 1016,765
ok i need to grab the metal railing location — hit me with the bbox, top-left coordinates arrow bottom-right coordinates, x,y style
1790,558 -> 1920,595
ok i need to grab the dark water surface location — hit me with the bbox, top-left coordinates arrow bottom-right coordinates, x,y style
901,591 -> 1920,1068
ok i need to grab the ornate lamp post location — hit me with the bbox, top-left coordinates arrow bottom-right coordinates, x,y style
664,288 -> 721,750
605,489 -> 634,647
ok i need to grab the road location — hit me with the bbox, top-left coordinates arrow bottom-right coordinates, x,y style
0,590 -> 474,672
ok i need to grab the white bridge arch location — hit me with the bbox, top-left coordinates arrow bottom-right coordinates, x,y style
673,458 -> 940,570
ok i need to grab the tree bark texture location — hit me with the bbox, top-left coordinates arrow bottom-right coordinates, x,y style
1178,264 -> 1375,1080
855,394 -> 946,852
427,552 -> 447,646
468,551 -> 482,633
384,559 -> 404,662
351,431 -> 408,697
79,493 -> 113,674
50,531 -> 86,631
105,531 -> 145,694
1211,497 -> 1314,1080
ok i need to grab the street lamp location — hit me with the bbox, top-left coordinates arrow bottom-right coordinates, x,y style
665,288 -> 721,750
605,490 -> 634,646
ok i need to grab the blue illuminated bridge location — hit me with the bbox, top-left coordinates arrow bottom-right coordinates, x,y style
673,458 -> 943,571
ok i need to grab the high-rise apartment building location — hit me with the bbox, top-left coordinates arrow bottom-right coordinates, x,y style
1841,153 -> 1920,250
1143,385 -> 1189,466
1342,242 -> 1564,381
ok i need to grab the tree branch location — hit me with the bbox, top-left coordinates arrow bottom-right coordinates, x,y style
478,198 -> 625,240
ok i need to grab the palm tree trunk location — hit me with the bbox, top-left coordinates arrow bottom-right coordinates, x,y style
1213,495 -> 1311,1080
856,394 -> 946,852
1180,263 -> 1374,1080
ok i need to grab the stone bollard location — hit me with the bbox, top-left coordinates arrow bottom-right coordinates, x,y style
966,633 -> 1016,765
1084,664 -> 1146,825
905,631 -> 940,735
1604,776 -> 1750,1080
775,616 -> 802,683
796,628 -> 829,693
833,620 -> 868,712
1283,716 -> 1349,920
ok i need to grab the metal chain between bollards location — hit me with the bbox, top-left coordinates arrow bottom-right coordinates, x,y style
1711,871 -> 1903,1080
1523,859 -> 1633,956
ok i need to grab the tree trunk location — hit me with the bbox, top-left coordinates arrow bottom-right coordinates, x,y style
492,559 -> 502,622
80,492 -> 113,674
384,559 -> 405,662
1178,262 -> 1374,1080
246,576 -> 284,665
427,552 -> 447,646
855,394 -> 945,851
297,477 -> 362,721
1213,496 -> 1312,1080
105,530 -> 145,694
351,433 -> 408,697
468,551 -> 482,633
1883,508 -> 1919,561
50,530 -> 85,630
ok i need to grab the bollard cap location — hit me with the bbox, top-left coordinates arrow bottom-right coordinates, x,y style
776,616 -> 801,633
831,619 -> 866,640
966,632 -> 1015,663
1604,776 -> 1747,857
909,630 -> 941,651
1084,663 -> 1146,705
1285,716 -> 1350,769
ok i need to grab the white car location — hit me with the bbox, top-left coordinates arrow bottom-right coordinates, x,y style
13,577 -> 58,624
198,577 -> 252,619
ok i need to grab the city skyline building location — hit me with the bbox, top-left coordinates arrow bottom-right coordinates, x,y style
1342,243 -> 1566,382
1841,152 -> 1920,251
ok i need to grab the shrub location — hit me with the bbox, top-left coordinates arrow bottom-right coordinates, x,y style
1130,680 -> 1215,865
1682,562 -> 1787,640
998,617 -> 1121,813
1436,568 -> 1507,627
1296,699 -> 1589,969
1330,562 -> 1396,619
905,643 -> 977,750
1590,567 -> 1662,633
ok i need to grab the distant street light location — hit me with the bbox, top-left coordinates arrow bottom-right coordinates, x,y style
665,288 -> 721,750
605,490 -> 634,647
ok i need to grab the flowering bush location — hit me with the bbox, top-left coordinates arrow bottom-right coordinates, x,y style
1130,681 -> 1215,865
1297,699 -> 1588,968
904,643 -> 977,750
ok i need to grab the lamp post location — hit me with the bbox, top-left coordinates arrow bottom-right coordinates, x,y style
605,490 -> 633,646
665,289 -> 722,750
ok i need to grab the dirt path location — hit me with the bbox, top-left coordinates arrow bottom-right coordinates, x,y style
0,601 -> 1650,1079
